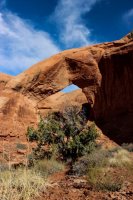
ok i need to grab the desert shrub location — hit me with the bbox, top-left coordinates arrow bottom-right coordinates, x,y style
95,174 -> 123,192
27,127 -> 38,142
0,168 -> 47,200
72,147 -> 132,191
86,148 -> 124,191
27,106 -> 98,161
108,148 -> 132,167
87,167 -> 105,189
87,163 -> 123,191
72,148 -> 109,176
121,143 -> 133,152
87,147 -> 133,191
34,159 -> 65,178
72,147 -> 133,176
16,143 -> 27,150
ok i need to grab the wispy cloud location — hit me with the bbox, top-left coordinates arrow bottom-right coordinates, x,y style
0,0 -> 102,75
52,0 -> 101,48
0,10 -> 60,75
123,8 -> 133,28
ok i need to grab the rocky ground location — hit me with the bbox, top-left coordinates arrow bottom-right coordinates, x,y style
37,166 -> 133,200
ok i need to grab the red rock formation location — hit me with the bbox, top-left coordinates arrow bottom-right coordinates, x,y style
0,33 -> 133,144
0,88 -> 87,139
38,89 -> 88,116
0,89 -> 87,164
0,72 -> 13,92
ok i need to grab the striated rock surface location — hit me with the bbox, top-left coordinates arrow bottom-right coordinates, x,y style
0,33 -> 133,143
0,73 -> 13,92
38,89 -> 88,116
0,88 -> 87,140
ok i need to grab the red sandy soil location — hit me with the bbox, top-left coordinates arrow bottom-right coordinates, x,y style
37,168 -> 133,200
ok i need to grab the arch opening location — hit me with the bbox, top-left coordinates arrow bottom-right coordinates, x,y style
61,84 -> 80,93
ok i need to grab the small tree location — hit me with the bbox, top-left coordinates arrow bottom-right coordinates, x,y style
27,106 -> 98,161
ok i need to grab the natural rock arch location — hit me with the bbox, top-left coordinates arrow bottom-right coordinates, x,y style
1,33 -> 133,143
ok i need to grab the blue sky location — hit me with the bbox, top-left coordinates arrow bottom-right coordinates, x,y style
0,0 -> 133,77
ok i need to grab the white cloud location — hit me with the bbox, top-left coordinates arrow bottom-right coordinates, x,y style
123,8 -> 133,27
0,11 -> 60,75
0,0 -> 102,75
53,0 -> 101,48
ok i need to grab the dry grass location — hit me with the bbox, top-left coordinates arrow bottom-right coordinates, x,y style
83,147 -> 133,191
34,159 -> 65,178
87,166 -> 123,191
0,145 -> 65,200
0,167 -> 48,200
108,148 -> 132,167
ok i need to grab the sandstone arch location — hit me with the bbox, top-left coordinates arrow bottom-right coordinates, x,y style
1,33 -> 133,143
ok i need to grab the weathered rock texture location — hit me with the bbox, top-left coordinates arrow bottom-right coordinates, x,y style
38,89 -> 88,116
0,33 -> 133,143
0,73 -> 13,92
0,84 -> 87,139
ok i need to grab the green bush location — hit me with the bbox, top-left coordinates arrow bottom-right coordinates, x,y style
27,106 -> 98,162
26,127 -> 38,142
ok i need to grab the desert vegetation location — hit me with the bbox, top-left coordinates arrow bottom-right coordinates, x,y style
0,157 -> 65,200
72,146 -> 133,192
0,168 -> 47,200
0,106 -> 133,199
27,106 -> 98,162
